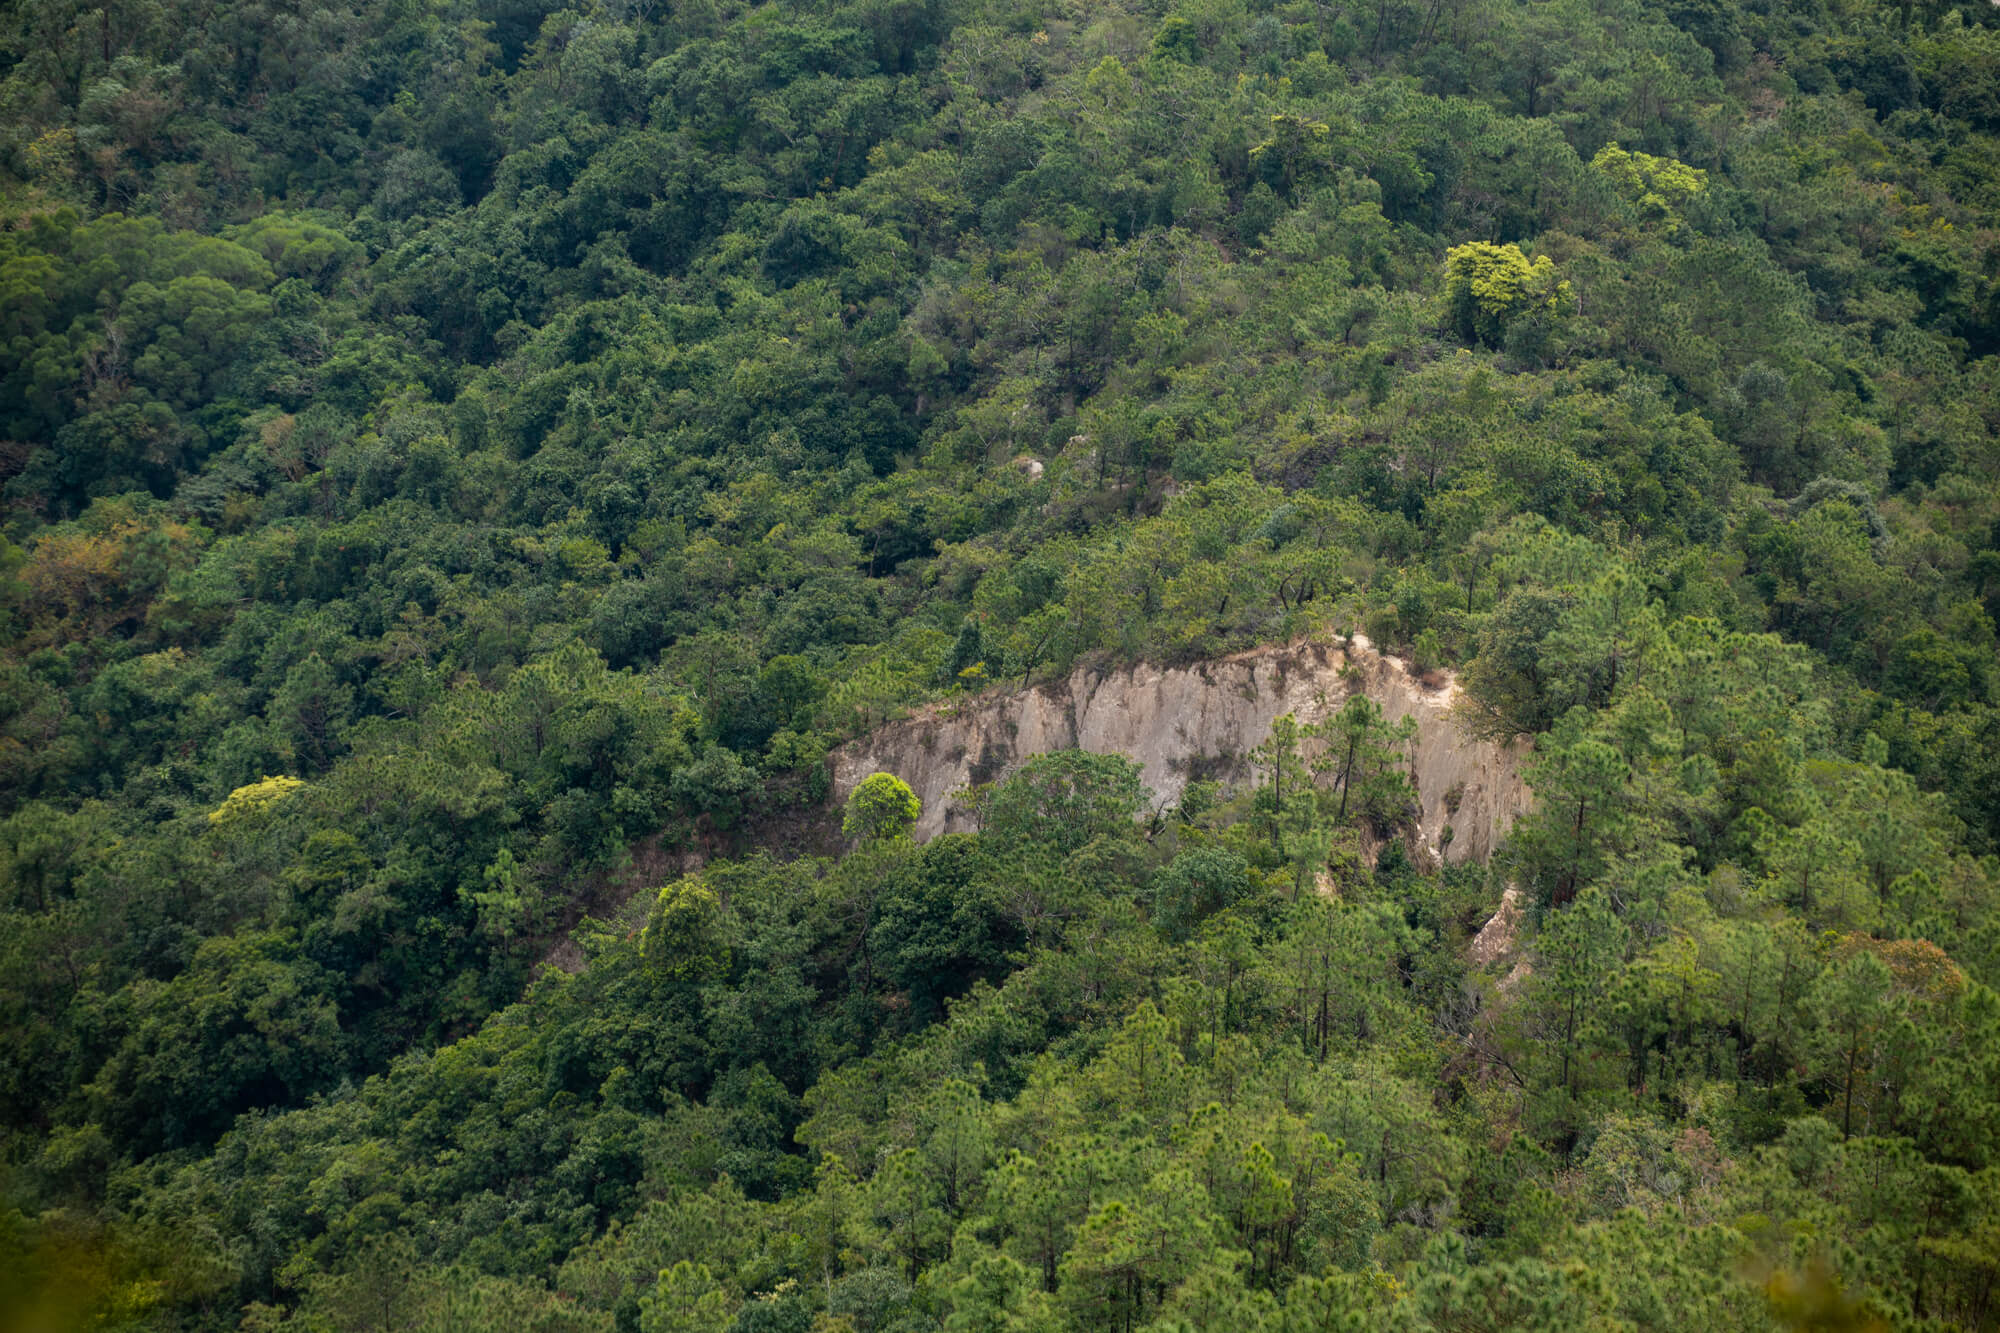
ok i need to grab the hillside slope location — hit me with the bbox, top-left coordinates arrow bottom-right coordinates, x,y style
5,0 -> 2000,1323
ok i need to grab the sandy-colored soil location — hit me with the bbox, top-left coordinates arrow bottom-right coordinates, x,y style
830,634 -> 1533,866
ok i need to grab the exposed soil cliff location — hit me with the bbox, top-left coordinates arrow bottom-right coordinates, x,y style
830,635 -> 1532,865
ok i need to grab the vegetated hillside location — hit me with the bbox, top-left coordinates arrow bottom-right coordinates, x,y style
2,0 -> 1999,1323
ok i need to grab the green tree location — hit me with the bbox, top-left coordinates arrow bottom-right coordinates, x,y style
844,772 -> 921,844
1249,712 -> 1312,854
1153,846 -> 1253,942
638,1261 -> 730,1333
1057,1167 -> 1220,1330
1806,952 -> 1895,1140
1526,887 -> 1626,1136
644,879 -> 731,986
971,751 -> 1150,858
1312,694 -> 1416,827
1442,242 -> 1573,348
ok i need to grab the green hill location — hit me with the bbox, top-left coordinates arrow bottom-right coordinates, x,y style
2,0 -> 1998,1325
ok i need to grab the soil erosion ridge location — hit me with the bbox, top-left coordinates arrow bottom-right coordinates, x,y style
830,634 -> 1532,865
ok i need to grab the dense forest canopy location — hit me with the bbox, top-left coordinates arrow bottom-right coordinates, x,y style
2,0 -> 1999,1323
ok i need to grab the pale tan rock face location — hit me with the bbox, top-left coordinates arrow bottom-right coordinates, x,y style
1469,885 -> 1526,968
829,635 -> 1533,864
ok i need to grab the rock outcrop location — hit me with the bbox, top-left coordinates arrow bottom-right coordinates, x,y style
830,635 -> 1532,864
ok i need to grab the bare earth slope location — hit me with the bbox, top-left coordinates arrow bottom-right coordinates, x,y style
830,634 -> 1531,864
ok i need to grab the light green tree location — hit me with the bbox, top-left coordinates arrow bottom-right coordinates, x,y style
637,1261 -> 730,1333
844,772 -> 921,844
643,879 -> 731,985
1442,242 -> 1573,348
1590,143 -> 1708,234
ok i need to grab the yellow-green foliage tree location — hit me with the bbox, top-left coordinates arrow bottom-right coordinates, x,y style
206,775 -> 306,827
1591,143 -> 1708,234
843,772 -> 921,844
1442,242 -> 1574,349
